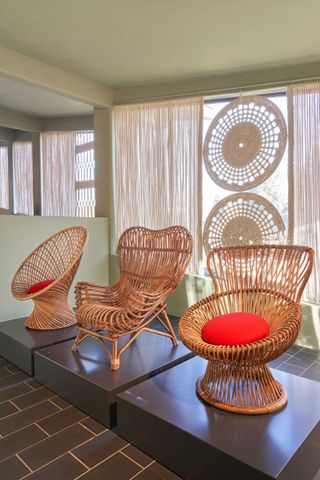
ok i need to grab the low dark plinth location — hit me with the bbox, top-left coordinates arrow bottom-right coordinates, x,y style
117,356 -> 320,480
34,331 -> 193,428
0,317 -> 77,375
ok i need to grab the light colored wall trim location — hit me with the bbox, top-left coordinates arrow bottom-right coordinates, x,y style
0,46 -> 113,108
42,115 -> 93,132
113,61 -> 320,104
0,127 -> 14,142
94,108 -> 112,219
0,106 -> 42,132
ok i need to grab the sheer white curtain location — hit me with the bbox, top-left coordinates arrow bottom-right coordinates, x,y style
13,141 -> 34,215
41,131 -> 76,216
288,83 -> 320,302
0,146 -> 9,210
114,97 -> 203,273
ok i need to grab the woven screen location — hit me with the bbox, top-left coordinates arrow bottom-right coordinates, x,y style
203,192 -> 285,254
203,95 -> 288,253
203,96 -> 287,191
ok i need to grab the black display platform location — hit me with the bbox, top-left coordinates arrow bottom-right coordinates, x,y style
34,331 -> 194,427
117,356 -> 320,480
0,317 -> 77,375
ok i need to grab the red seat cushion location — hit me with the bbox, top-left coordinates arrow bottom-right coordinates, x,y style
201,312 -> 270,346
28,279 -> 55,294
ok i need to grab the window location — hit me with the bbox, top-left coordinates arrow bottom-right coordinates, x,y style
75,130 -> 95,217
41,130 -> 95,217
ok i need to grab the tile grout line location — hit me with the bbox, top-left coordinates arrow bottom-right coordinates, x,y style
17,424 -> 123,478
0,404 -> 78,452
77,419 -> 101,436
120,449 -> 150,469
129,460 -> 156,480
0,385 -> 46,406
24,381 -> 39,391
48,398 -> 63,411
34,422 -> 51,437
284,356 -> 319,371
9,399 -> 21,411
300,358 -> 320,376
69,451 -> 90,470
17,425 -> 103,479
16,453 -> 33,474
72,447 -> 134,480
0,398 -> 64,425
3,366 -> 15,375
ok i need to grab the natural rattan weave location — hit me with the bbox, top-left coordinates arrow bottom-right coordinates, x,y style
203,192 -> 286,254
11,226 -> 88,330
73,226 -> 193,370
203,95 -> 287,191
179,245 -> 313,414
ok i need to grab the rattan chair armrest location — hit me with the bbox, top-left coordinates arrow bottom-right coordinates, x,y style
75,281 -> 121,306
179,293 -> 302,363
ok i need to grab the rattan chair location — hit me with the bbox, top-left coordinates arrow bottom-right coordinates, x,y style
179,245 -> 313,414
72,226 -> 193,370
11,226 -> 88,330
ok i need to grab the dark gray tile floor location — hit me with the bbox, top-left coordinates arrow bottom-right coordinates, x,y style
0,346 -> 319,480
0,355 -> 181,480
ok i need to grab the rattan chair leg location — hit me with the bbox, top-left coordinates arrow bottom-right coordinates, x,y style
161,310 -> 179,346
196,360 -> 287,414
26,297 -> 76,330
72,330 -> 87,352
111,337 -> 120,370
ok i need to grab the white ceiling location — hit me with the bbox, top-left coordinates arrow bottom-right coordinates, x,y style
0,0 -> 320,117
0,0 -> 320,88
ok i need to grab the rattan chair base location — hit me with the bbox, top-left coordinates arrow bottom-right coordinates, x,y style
25,301 -> 77,330
72,318 -> 179,371
196,361 -> 288,414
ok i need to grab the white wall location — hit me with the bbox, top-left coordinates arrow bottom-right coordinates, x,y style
0,216 -> 109,321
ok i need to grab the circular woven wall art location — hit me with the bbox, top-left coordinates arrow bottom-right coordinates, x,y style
203,192 -> 285,254
203,96 -> 287,191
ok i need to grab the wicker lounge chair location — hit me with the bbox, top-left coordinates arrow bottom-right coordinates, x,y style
11,226 -> 88,330
72,226 -> 193,370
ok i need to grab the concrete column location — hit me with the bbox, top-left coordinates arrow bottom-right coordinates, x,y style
94,107 -> 113,219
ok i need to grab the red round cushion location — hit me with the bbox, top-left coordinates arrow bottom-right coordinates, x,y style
201,312 -> 270,346
28,279 -> 55,294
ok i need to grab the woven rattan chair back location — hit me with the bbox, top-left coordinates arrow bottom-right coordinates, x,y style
12,226 -> 88,330
207,245 -> 313,303
117,226 -> 193,302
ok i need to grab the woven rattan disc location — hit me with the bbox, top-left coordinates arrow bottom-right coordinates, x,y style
203,192 -> 285,253
203,96 -> 287,191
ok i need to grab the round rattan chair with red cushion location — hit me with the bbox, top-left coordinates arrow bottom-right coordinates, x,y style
179,245 -> 313,414
11,226 -> 88,330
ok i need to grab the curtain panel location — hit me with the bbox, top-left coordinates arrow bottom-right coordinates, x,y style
288,83 -> 320,302
13,141 -> 34,215
0,146 -> 9,210
41,131 -> 76,216
114,97 -> 203,273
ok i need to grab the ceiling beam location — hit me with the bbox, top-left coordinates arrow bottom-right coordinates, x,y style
114,61 -> 320,104
0,46 -> 113,108
0,106 -> 42,132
